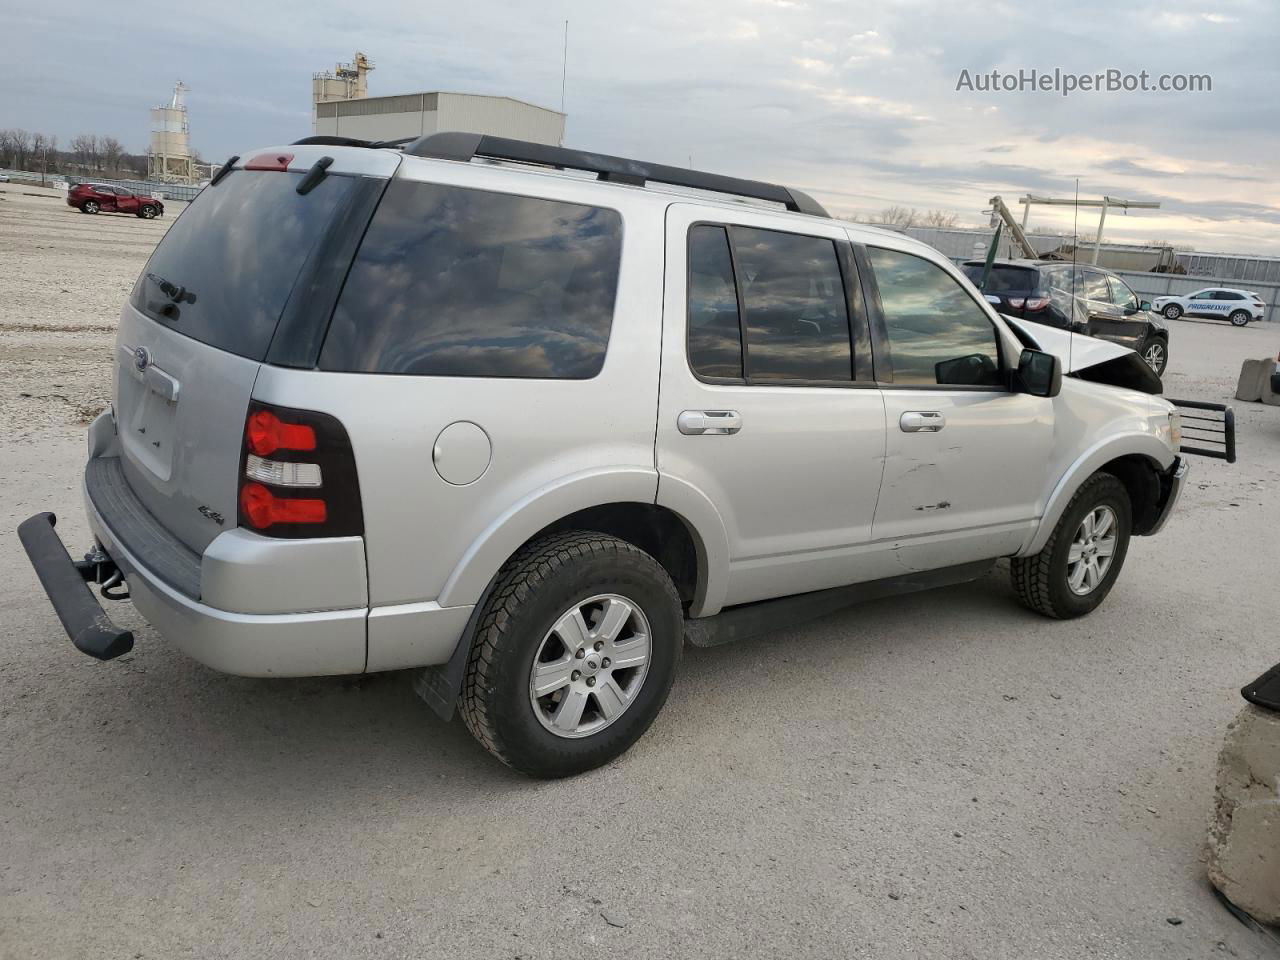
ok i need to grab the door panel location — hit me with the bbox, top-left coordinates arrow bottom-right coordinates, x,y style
875,389 -> 1051,568
862,242 -> 1053,570
657,205 -> 888,613
97,188 -> 118,212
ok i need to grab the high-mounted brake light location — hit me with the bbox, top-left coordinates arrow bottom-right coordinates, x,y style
244,152 -> 294,172
246,409 -> 316,457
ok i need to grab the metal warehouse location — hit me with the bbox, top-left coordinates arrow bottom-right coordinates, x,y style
313,91 -> 566,145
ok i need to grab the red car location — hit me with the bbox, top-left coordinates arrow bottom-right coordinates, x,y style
67,183 -> 164,219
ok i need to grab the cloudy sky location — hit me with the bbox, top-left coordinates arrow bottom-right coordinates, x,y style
8,0 -> 1279,251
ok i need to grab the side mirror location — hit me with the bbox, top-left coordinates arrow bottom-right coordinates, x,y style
1139,299 -> 1152,311
1014,348 -> 1062,398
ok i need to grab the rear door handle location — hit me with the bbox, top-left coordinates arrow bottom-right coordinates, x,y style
900,411 -> 945,433
678,410 -> 742,435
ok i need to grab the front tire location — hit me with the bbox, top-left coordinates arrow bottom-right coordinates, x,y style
460,531 -> 682,778
1162,304 -> 1182,320
1229,310 -> 1250,327
138,204 -> 158,219
1011,473 -> 1132,619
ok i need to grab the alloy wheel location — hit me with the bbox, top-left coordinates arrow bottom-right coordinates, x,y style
1144,341 -> 1165,373
528,594 -> 652,739
1066,506 -> 1118,596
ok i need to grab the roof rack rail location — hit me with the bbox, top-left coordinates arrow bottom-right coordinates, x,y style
402,132 -> 830,218
291,135 -> 418,149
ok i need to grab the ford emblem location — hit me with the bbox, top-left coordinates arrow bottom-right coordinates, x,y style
133,346 -> 151,372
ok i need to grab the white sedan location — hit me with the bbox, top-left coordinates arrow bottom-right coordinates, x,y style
1152,287 -> 1266,326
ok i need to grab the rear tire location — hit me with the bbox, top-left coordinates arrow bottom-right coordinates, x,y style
82,200 -> 99,214
1162,304 -> 1182,320
459,531 -> 682,778
1011,473 -> 1132,619
1229,310 -> 1250,327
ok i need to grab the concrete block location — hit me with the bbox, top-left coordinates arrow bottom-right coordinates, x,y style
1261,358 -> 1280,407
1235,359 -> 1267,402
1207,704 -> 1280,925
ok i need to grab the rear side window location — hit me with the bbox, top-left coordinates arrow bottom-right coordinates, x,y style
687,225 -> 743,379
868,247 -> 1002,387
131,170 -> 356,360
321,181 -> 623,379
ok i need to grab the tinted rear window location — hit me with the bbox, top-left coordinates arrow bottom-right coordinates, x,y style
961,264 -> 1038,294
320,180 -> 623,379
130,170 -> 356,360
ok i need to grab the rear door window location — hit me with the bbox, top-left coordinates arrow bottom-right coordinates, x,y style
732,227 -> 852,382
130,169 -> 357,360
321,180 -> 623,379
868,247 -> 1002,387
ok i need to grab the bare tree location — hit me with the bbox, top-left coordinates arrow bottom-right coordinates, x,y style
11,128 -> 32,171
0,130 -> 12,168
923,209 -> 960,228
872,205 -> 918,228
69,134 -> 98,172
100,136 -> 124,174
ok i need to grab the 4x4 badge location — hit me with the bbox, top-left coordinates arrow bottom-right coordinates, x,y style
197,505 -> 225,526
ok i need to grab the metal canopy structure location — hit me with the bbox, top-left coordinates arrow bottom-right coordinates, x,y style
1017,194 -> 1161,264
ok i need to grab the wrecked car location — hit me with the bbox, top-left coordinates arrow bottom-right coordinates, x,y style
21,134 -> 1205,777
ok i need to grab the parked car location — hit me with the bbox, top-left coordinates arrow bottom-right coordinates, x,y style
67,183 -> 163,218
961,259 -> 1170,376
21,136 -> 1189,778
1152,288 -> 1265,326
0,173 -> 10,183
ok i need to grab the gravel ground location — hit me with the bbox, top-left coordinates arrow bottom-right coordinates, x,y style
2,185 -> 1278,959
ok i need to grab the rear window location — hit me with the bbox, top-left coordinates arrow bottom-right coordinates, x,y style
961,263 -> 1038,294
130,170 -> 357,360
320,180 -> 623,379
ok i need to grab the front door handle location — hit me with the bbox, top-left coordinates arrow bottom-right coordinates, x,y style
900,411 -> 945,433
678,410 -> 742,436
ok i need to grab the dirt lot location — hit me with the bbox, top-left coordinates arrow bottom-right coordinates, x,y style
2,185 -> 1278,959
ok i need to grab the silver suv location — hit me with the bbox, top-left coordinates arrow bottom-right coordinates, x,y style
22,133 -> 1193,777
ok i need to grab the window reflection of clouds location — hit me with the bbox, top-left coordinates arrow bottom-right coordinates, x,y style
733,227 -> 852,382
869,248 -> 1001,386
323,182 -> 622,378
134,171 -> 353,360
687,225 -> 743,379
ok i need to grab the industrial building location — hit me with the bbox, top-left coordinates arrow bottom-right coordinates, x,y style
311,52 -> 565,145
148,81 -> 195,183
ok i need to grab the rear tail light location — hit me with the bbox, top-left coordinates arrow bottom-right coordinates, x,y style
1024,297 -> 1051,311
237,401 -> 362,538
1007,297 -> 1025,308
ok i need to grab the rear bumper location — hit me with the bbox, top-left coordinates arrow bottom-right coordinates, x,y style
18,512 -> 134,661
81,478 -> 368,677
1145,456 -> 1188,537
20,443 -> 474,676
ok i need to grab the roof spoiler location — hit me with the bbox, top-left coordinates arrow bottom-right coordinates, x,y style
401,131 -> 831,218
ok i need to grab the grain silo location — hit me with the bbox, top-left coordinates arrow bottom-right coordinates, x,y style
148,81 -> 195,183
